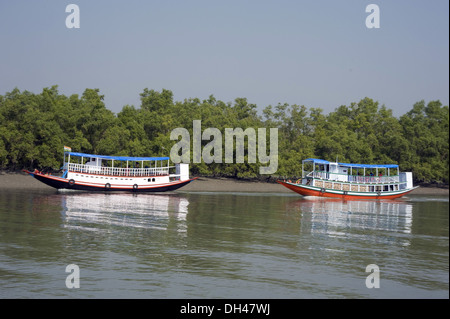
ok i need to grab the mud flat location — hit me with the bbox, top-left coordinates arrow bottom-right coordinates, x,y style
1,172 -> 447,195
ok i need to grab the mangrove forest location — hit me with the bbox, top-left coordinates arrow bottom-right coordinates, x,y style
0,86 -> 448,185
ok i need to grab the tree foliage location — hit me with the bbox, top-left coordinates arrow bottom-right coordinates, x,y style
0,87 -> 448,184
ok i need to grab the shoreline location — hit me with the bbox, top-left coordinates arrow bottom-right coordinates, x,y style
0,171 -> 448,195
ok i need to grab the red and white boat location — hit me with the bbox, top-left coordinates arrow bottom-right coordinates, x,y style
278,158 -> 418,200
25,150 -> 196,192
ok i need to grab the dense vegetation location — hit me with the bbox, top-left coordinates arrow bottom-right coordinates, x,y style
0,86 -> 448,185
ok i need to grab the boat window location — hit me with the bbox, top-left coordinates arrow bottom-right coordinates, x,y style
152,178 -> 155,182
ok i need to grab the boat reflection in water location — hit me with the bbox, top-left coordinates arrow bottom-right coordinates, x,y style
287,197 -> 413,244
61,193 -> 189,234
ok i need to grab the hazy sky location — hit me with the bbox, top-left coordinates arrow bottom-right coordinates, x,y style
0,0 -> 448,116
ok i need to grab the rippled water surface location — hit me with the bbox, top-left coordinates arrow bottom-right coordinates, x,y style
0,189 -> 448,298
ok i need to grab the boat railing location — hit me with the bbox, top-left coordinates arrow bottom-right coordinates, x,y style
67,163 -> 170,177
348,174 -> 399,184
306,171 -> 400,184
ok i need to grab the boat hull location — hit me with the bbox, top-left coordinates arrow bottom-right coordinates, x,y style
26,171 -> 197,193
277,180 -> 417,200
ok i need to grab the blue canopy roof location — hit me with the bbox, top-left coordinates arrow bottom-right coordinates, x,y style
302,158 -> 398,169
303,158 -> 330,165
66,152 -> 169,161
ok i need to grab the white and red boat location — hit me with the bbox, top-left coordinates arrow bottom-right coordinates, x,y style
278,158 -> 418,200
25,150 -> 196,192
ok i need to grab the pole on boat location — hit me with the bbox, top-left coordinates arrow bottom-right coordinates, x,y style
313,160 -> 315,181
302,161 -> 304,179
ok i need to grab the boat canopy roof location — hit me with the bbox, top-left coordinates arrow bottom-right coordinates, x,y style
66,152 -> 170,162
302,158 -> 399,169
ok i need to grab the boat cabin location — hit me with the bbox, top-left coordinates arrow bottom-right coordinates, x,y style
301,158 -> 412,193
62,152 -> 190,187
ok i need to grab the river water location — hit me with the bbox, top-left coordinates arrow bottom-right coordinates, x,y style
0,188 -> 448,299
